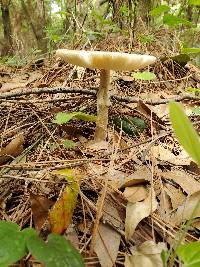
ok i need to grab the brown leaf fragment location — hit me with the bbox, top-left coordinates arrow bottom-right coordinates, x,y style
123,185 -> 148,203
151,146 -> 191,165
137,100 -> 165,130
94,223 -> 121,267
192,220 -> 200,230
121,166 -> 151,189
102,198 -> 123,230
158,189 -> 172,220
164,183 -> 185,210
0,133 -> 25,164
170,191 -> 200,225
29,192 -> 54,232
125,241 -> 166,267
125,188 -> 157,241
0,82 -> 27,92
65,225 -> 80,249
162,170 -> 200,195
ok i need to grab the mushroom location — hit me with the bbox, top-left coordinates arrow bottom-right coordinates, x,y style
56,50 -> 156,144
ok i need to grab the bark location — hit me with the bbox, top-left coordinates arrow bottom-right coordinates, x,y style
0,0 -> 13,55
137,0 -> 152,26
20,0 -> 47,53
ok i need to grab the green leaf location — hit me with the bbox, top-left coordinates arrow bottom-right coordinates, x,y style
62,139 -> 77,149
149,5 -> 170,16
188,0 -> 200,6
177,241 -> 200,267
181,47 -> 200,54
170,54 -> 190,66
27,234 -> 84,267
169,102 -> 200,165
0,221 -> 36,267
163,14 -> 193,27
74,112 -> 96,122
192,107 -> 200,115
132,72 -> 156,81
53,112 -> 76,125
119,4 -> 128,15
186,87 -> 200,95
139,34 -> 155,44
53,112 -> 96,125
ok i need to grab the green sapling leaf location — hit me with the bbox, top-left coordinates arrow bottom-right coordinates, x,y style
181,47 -> 200,54
132,71 -> 156,81
149,5 -> 170,17
62,139 -> 77,149
192,106 -> 200,115
177,241 -> 200,267
53,112 -> 96,125
27,233 -> 84,267
0,221 -> 36,267
163,14 -> 194,27
169,102 -> 200,165
188,0 -> 200,6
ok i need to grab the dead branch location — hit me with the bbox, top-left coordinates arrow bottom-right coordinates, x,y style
0,86 -> 199,105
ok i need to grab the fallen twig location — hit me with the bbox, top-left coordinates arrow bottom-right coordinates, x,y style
0,86 -> 199,105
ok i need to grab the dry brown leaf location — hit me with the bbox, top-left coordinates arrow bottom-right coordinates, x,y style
123,185 -> 148,203
27,71 -> 43,85
88,163 -> 127,189
151,104 -> 169,118
121,166 -> 151,189
94,223 -> 121,267
192,220 -> 200,230
151,145 -> 191,165
125,188 -> 157,241
0,133 -> 25,164
29,192 -> 54,232
158,189 -> 173,220
112,132 -> 129,154
164,183 -> 185,210
121,75 -> 135,82
102,198 -> 123,229
125,241 -> 166,267
162,170 -> 200,195
65,225 -> 80,249
0,82 -> 27,92
170,191 -> 200,225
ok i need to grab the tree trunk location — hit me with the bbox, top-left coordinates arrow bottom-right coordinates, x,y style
0,0 -> 13,55
137,0 -> 152,26
20,0 -> 47,54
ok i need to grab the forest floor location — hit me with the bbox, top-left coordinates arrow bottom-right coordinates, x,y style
0,38 -> 200,266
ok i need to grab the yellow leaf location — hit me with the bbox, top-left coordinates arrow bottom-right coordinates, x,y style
49,169 -> 79,234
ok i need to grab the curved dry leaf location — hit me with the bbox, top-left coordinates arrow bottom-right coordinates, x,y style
123,185 -> 148,203
29,192 -> 54,232
170,190 -> 200,225
121,166 -> 151,189
125,241 -> 166,267
94,223 -> 121,267
125,188 -> 157,241
164,183 -> 185,210
0,133 -> 25,164
162,170 -> 200,195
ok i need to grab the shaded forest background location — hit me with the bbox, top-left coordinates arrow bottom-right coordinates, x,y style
0,0 -> 200,64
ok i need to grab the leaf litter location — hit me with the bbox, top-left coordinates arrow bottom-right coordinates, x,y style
0,44 -> 200,267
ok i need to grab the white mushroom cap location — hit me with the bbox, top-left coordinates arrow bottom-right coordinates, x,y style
56,49 -> 156,71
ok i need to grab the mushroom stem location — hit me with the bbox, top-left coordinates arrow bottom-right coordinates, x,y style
94,69 -> 110,142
